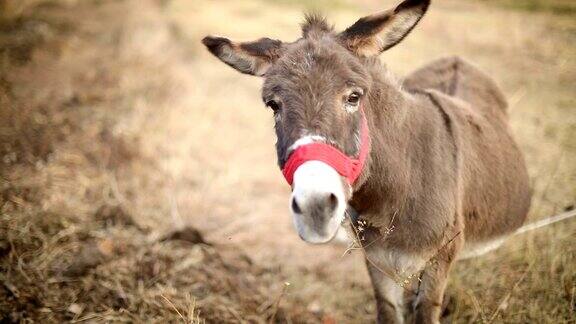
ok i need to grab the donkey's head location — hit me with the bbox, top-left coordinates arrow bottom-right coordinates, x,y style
203,0 -> 429,243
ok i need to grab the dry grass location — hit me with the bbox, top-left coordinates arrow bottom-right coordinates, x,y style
0,0 -> 574,323
0,1 -> 319,322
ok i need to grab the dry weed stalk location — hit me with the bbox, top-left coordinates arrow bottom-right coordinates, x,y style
269,282 -> 291,324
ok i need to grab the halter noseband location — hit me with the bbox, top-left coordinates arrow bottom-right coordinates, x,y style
281,105 -> 371,186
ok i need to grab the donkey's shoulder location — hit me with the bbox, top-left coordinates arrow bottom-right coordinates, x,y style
403,56 -> 508,114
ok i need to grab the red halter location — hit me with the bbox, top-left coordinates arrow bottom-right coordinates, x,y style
281,105 -> 371,186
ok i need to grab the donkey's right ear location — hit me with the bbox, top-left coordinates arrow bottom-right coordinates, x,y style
202,36 -> 283,76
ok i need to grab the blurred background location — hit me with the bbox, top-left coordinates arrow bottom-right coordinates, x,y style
0,0 -> 574,322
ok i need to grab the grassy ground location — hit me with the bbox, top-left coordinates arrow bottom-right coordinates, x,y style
0,0 -> 574,323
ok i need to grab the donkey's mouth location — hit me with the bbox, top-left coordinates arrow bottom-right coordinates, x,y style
289,161 -> 347,244
293,216 -> 343,244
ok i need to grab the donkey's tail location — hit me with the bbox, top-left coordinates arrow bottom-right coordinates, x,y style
514,209 -> 576,236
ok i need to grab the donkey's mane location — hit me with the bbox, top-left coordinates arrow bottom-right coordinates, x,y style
301,13 -> 334,37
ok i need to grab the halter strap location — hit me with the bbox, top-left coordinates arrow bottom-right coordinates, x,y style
281,105 -> 371,186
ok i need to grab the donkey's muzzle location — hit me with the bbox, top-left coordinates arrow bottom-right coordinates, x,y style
291,192 -> 338,221
290,161 -> 347,244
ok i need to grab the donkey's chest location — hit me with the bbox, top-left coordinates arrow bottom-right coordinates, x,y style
364,246 -> 428,278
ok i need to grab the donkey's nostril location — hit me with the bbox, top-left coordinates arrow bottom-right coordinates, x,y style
328,193 -> 338,212
291,197 -> 302,214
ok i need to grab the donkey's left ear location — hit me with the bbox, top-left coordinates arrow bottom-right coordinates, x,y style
202,36 -> 283,76
339,0 -> 430,57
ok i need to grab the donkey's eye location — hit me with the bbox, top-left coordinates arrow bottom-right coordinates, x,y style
266,100 -> 281,113
346,92 -> 361,106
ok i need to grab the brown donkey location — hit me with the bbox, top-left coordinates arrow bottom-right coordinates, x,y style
202,0 -> 531,322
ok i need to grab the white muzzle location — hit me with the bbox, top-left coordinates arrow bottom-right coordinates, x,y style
290,161 -> 347,243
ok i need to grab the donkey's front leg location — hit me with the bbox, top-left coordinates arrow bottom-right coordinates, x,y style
412,235 -> 463,324
366,260 -> 405,324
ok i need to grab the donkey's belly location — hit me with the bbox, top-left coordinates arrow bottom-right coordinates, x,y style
460,118 -> 531,242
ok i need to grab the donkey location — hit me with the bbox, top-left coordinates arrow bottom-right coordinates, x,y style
202,0 -> 531,322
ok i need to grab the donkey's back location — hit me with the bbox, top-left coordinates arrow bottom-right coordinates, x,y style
404,56 -> 531,244
404,56 -> 507,114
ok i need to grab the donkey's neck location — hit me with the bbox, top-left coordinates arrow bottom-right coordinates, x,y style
351,60 -> 431,224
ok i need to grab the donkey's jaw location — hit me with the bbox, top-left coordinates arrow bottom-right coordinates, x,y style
290,161 -> 347,244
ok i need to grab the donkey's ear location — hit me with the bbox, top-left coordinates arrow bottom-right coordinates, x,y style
202,36 -> 283,76
339,0 -> 430,56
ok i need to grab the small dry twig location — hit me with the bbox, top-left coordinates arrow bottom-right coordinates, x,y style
345,211 -> 416,294
487,266 -> 531,323
269,282 -> 291,324
161,294 -> 187,323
